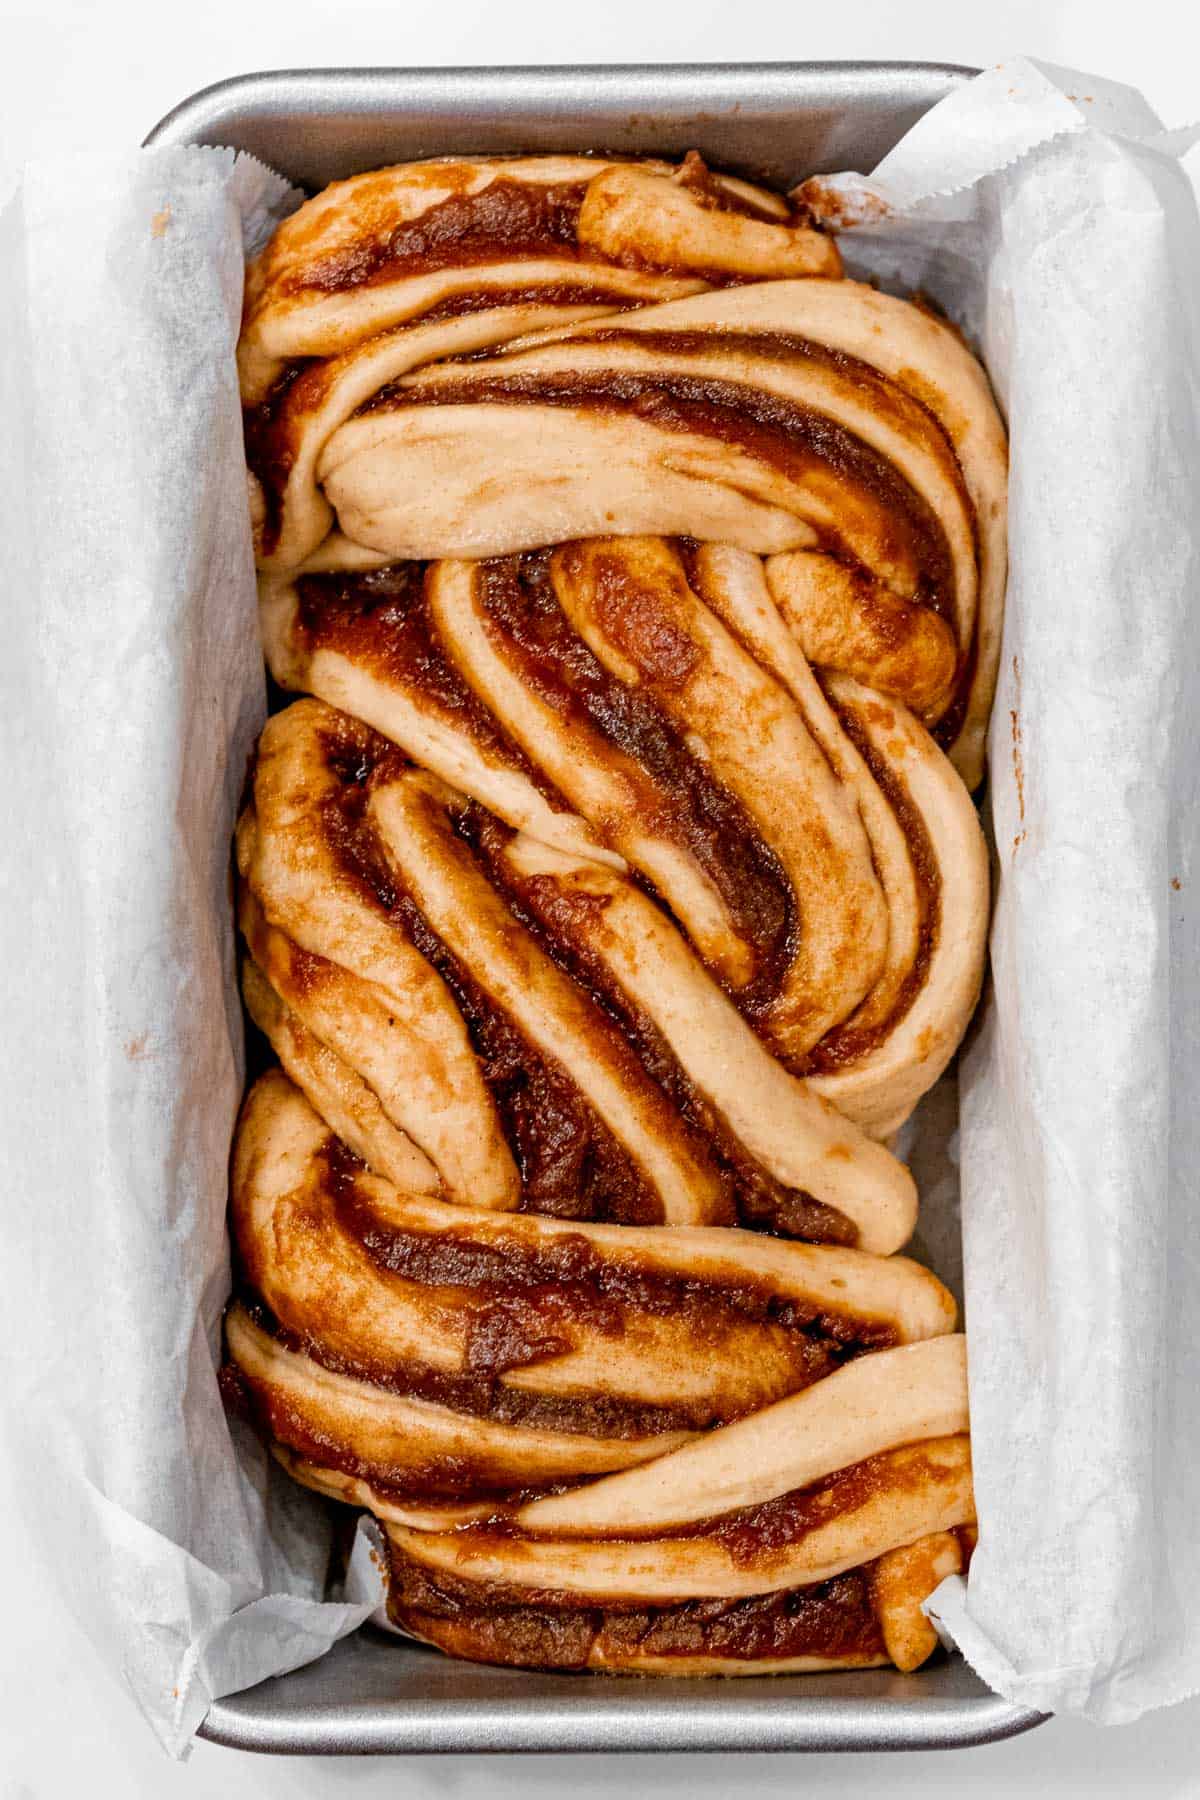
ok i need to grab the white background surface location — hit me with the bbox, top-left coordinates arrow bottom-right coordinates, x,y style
3,3 -> 1199,1793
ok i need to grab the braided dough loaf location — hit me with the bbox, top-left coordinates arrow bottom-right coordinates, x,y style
227,152 -> 1006,1676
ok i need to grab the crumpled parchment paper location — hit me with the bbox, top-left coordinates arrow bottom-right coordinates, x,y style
807,59 -> 1200,1727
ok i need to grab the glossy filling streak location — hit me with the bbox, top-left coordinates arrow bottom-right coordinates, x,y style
331,1159 -> 887,1353
462,802 -> 853,1245
275,169 -> 808,302
283,178 -> 591,296
313,721 -> 662,1228
693,1443 -> 946,1555
223,1353 -> 556,1499
388,1549 -> 887,1667
476,550 -> 798,1017
230,1134 -> 894,1440
234,1293 -> 694,1442
243,359 -> 322,547
381,1441 -> 970,1651
569,327 -> 971,599
293,565 -> 552,794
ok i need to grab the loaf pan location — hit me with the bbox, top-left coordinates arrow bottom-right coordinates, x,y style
144,61 -> 1046,1756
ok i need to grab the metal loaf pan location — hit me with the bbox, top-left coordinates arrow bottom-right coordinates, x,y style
145,62 -> 1045,1757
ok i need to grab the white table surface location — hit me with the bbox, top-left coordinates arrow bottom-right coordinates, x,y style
4,2 -> 1199,1792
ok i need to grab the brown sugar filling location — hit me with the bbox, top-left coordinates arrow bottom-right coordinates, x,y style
476,550 -> 799,1018
362,335 -> 967,648
388,1544 -> 885,1668
462,798 -> 854,1245
292,563 -> 563,804
281,178 -> 591,297
306,715 -> 663,1229
229,1119 -> 892,1443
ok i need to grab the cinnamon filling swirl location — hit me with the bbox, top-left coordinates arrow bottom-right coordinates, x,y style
387,1551 -> 890,1672
283,178 -> 591,295
474,549 -> 798,1012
